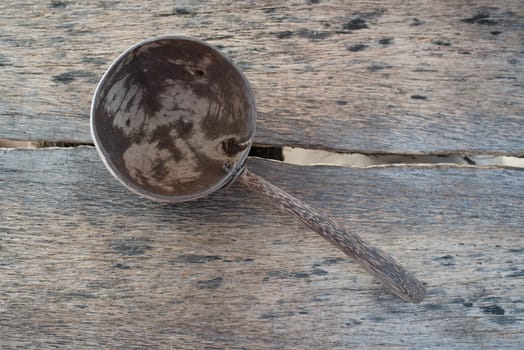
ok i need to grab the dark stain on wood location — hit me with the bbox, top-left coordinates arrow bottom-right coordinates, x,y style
266,271 -> 288,279
340,10 -> 385,33
292,272 -> 310,278
432,39 -> 452,46
173,254 -> 222,264
411,95 -> 428,100
434,255 -> 455,266
367,64 -> 391,72
275,31 -> 294,39
480,304 -> 505,315
461,11 -> 500,25
423,303 -> 447,311
52,70 -> 95,83
267,268 -> 328,279
223,257 -> 255,263
259,311 -> 296,319
355,9 -> 385,20
0,54 -> 12,66
275,29 -> 332,40
156,8 -> 194,17
490,31 -> 503,35
378,37 -> 393,45
63,292 -> 97,300
347,43 -> 368,52
262,7 -> 277,14
311,268 -> 328,276
366,315 -> 386,322
507,270 -> 524,277
345,319 -> 363,326
343,18 -> 369,31
197,277 -> 223,288
113,263 -> 131,269
50,0 -> 67,8
410,17 -> 424,26
0,168 -> 20,174
322,257 -> 345,265
491,316 -> 518,325
173,8 -> 193,15
463,302 -> 474,307
311,296 -> 329,303
297,29 -> 332,40
110,238 -> 151,256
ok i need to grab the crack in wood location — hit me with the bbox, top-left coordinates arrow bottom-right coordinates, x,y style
1,139 -> 523,168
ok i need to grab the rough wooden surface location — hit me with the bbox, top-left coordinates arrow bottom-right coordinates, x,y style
1,1 -> 523,349
1,148 -> 523,349
1,0 -> 523,154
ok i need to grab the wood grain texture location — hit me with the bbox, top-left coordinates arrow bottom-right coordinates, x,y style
240,168 -> 426,303
1,148 -> 523,349
1,0 -> 523,154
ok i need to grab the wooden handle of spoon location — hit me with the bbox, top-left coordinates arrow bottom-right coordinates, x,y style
239,168 -> 426,303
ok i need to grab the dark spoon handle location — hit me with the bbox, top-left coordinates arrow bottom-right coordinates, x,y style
239,168 -> 426,303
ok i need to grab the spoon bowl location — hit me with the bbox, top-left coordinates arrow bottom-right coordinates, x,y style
91,36 -> 256,202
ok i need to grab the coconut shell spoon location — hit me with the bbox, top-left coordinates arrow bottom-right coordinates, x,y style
90,36 -> 426,303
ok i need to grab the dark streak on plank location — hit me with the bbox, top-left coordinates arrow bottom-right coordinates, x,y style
110,238 -> 152,256
481,305 -> 506,315
197,277 -> 223,288
173,255 -> 223,264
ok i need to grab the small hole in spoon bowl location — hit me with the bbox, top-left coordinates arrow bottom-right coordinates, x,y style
195,69 -> 205,78
223,160 -> 233,172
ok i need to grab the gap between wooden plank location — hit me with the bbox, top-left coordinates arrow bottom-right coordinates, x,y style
1,138 -> 523,169
282,147 -> 524,169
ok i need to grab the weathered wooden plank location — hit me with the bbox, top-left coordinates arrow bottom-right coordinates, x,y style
1,148 -> 523,349
1,1 -> 523,154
